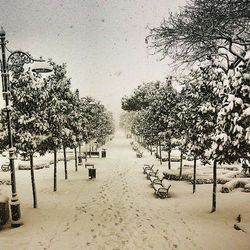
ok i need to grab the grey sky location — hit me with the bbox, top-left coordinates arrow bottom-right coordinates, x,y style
0,0 -> 187,115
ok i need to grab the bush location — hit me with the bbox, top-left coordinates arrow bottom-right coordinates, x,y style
18,162 -> 50,170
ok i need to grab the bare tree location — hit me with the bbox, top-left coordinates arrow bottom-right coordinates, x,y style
147,0 -> 250,71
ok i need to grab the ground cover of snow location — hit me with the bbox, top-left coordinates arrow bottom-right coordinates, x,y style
0,130 -> 249,250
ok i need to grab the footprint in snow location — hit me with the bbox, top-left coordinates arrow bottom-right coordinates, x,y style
73,214 -> 78,221
164,235 -> 168,241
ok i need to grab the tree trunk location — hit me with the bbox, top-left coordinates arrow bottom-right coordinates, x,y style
63,145 -> 68,180
30,153 -> 37,208
85,141 -> 88,162
89,144 -> 92,158
159,141 -> 162,165
211,160 -> 217,212
168,149 -> 171,170
150,145 -> 152,155
193,156 -> 197,193
54,149 -> 57,192
74,147 -> 78,172
179,150 -> 183,180
78,143 -> 81,155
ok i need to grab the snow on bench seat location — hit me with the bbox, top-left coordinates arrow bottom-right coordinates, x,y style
152,179 -> 171,199
149,172 -> 164,184
146,169 -> 159,179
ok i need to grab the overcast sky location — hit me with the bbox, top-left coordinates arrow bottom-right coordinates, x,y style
0,0 -> 187,117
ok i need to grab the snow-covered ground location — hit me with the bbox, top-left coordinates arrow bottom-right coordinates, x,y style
0,130 -> 249,250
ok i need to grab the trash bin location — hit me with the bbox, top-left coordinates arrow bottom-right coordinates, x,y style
0,195 -> 9,226
78,155 -> 83,165
88,168 -> 96,179
101,149 -> 106,158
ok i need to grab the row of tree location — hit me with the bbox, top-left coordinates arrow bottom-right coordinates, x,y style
121,0 -> 250,212
1,60 -> 115,208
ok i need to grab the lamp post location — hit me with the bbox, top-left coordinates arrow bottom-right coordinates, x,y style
0,27 -> 52,227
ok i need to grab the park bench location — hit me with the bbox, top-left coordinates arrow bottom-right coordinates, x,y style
143,164 -> 154,174
144,166 -> 156,176
146,169 -> 159,179
1,163 -> 10,172
152,179 -> 171,199
142,164 -> 172,199
149,175 -> 160,184
86,151 -> 100,158
149,172 -> 164,185
85,163 -> 94,168
136,151 -> 143,158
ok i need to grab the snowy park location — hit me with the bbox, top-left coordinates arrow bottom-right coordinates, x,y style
0,130 -> 249,250
0,0 -> 250,249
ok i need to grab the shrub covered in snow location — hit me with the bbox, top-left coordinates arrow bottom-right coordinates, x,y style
221,178 -> 250,193
18,162 -> 50,170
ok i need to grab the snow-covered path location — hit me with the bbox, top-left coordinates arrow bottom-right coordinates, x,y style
1,130 -> 249,250
38,131 -> 199,250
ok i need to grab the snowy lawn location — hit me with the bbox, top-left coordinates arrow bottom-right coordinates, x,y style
0,130 -> 249,250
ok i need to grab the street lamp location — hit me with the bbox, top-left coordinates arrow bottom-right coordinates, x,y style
0,27 -> 52,227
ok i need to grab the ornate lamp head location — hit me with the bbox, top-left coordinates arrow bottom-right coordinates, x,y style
31,61 -> 53,74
